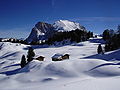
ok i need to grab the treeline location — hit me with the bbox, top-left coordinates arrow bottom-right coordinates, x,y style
103,25 -> 120,52
0,38 -> 42,45
0,29 -> 93,45
44,29 -> 93,45
0,38 -> 28,44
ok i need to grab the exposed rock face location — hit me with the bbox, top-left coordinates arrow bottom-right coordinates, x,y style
35,22 -> 54,33
26,22 -> 55,43
26,20 -> 87,43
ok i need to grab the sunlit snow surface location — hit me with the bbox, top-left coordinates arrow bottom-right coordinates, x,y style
0,38 -> 120,90
53,20 -> 86,31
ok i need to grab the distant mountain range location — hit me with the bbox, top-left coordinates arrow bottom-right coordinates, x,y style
26,20 -> 87,43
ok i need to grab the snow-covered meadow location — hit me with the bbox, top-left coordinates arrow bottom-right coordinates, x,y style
0,38 -> 120,90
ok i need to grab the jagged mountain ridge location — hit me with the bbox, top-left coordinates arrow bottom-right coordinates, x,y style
53,20 -> 86,31
26,20 -> 86,43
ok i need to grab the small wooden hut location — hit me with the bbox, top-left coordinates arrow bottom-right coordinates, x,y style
52,54 -> 70,61
36,56 -> 45,61
62,54 -> 70,59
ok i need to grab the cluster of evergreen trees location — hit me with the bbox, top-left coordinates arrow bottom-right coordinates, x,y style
0,38 -> 28,44
103,25 -> 120,52
44,29 -> 93,45
0,29 -> 93,46
20,47 -> 35,68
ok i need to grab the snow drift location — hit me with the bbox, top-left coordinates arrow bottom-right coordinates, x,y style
1,38 -> 120,90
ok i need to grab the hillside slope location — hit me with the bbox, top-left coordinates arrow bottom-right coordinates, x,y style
0,38 -> 120,90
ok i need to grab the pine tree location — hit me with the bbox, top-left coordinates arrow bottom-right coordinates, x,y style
97,44 -> 104,54
103,29 -> 110,40
117,25 -> 120,34
20,55 -> 27,68
27,47 -> 35,62
90,32 -> 93,37
87,31 -> 91,39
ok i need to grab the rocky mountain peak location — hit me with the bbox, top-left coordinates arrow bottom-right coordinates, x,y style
26,20 -> 87,43
34,22 -> 54,33
53,20 -> 86,32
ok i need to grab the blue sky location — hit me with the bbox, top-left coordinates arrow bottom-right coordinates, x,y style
0,0 -> 120,38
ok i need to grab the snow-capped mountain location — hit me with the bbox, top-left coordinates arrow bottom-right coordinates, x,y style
53,20 -> 86,32
26,20 -> 86,43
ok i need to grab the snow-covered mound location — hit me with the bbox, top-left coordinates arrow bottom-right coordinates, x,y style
0,42 -> 28,61
1,38 -> 120,90
53,20 -> 86,32
19,59 -> 120,79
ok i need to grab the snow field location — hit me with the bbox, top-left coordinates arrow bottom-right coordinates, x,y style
1,38 -> 120,90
